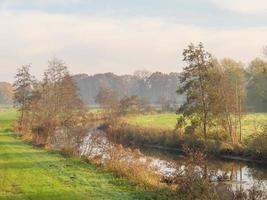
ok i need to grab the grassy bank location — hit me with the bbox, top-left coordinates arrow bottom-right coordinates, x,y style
0,110 -> 175,200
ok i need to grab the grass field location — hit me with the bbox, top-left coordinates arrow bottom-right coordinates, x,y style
0,109 -> 171,200
124,113 -> 178,130
0,108 -> 17,131
124,113 -> 267,138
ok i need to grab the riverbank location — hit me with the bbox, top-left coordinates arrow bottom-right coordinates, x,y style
0,109 -> 177,200
0,131 -> 176,200
104,120 -> 267,163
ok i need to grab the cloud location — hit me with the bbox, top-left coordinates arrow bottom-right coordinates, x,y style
209,0 -> 267,15
0,7 -> 266,82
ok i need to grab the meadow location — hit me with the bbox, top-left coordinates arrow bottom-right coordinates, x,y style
123,112 -> 267,139
0,108 -> 17,131
0,109 -> 173,200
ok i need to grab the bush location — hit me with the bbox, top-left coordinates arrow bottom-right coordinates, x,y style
61,144 -> 76,156
219,142 -> 235,155
174,147 -> 220,200
246,132 -> 267,160
106,159 -> 160,187
87,143 -> 162,187
105,121 -> 181,148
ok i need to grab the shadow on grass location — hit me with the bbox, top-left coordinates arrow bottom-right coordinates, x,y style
0,188 -> 174,200
0,140 -> 23,146
0,160 -> 64,169
0,192 -> 90,200
0,151 -> 49,158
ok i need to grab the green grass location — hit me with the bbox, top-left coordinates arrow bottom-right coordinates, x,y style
0,108 -> 17,131
124,113 -> 178,130
88,108 -> 103,114
241,113 -> 267,137
0,110 -> 171,200
124,112 -> 267,138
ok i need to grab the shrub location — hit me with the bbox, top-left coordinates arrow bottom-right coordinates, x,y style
246,132 -> 267,160
219,142 -> 235,155
174,147 -> 220,200
61,144 -> 76,156
105,121 -> 180,148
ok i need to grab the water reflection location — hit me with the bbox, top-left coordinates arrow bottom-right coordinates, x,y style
140,148 -> 267,192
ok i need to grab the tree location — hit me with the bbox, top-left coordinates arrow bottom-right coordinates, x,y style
95,85 -> 119,110
134,70 -> 152,81
31,58 -> 86,145
177,43 -> 213,139
247,58 -> 267,112
0,82 -> 13,105
158,96 -> 172,112
138,97 -> 152,112
119,95 -> 140,115
210,59 -> 246,144
95,85 -> 119,120
13,65 -> 36,129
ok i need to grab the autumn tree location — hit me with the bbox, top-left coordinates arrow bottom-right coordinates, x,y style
210,59 -> 246,144
119,95 -> 140,115
13,65 -> 36,130
95,85 -> 119,120
177,43 -> 213,139
31,58 -> 86,146
95,85 -> 119,109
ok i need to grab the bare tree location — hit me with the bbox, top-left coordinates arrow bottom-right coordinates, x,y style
134,70 -> 152,81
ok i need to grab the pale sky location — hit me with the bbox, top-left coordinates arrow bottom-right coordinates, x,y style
0,0 -> 267,82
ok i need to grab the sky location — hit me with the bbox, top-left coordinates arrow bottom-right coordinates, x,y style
0,0 -> 267,82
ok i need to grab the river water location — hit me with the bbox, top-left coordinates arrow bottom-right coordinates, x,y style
140,147 -> 267,192
80,127 -> 267,195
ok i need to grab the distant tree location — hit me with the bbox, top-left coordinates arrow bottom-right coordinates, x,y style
0,82 -> 13,105
119,95 -> 140,115
177,43 -> 213,139
158,96 -> 172,112
247,58 -> 267,112
13,65 -> 36,129
138,97 -> 152,112
95,85 -> 119,121
95,86 -> 119,110
264,46 -> 267,57
134,70 -> 152,81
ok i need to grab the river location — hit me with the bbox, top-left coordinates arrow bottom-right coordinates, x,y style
140,147 -> 267,192
80,126 -> 267,195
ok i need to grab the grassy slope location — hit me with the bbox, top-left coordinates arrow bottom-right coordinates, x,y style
0,110 -> 170,200
124,113 -> 267,138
